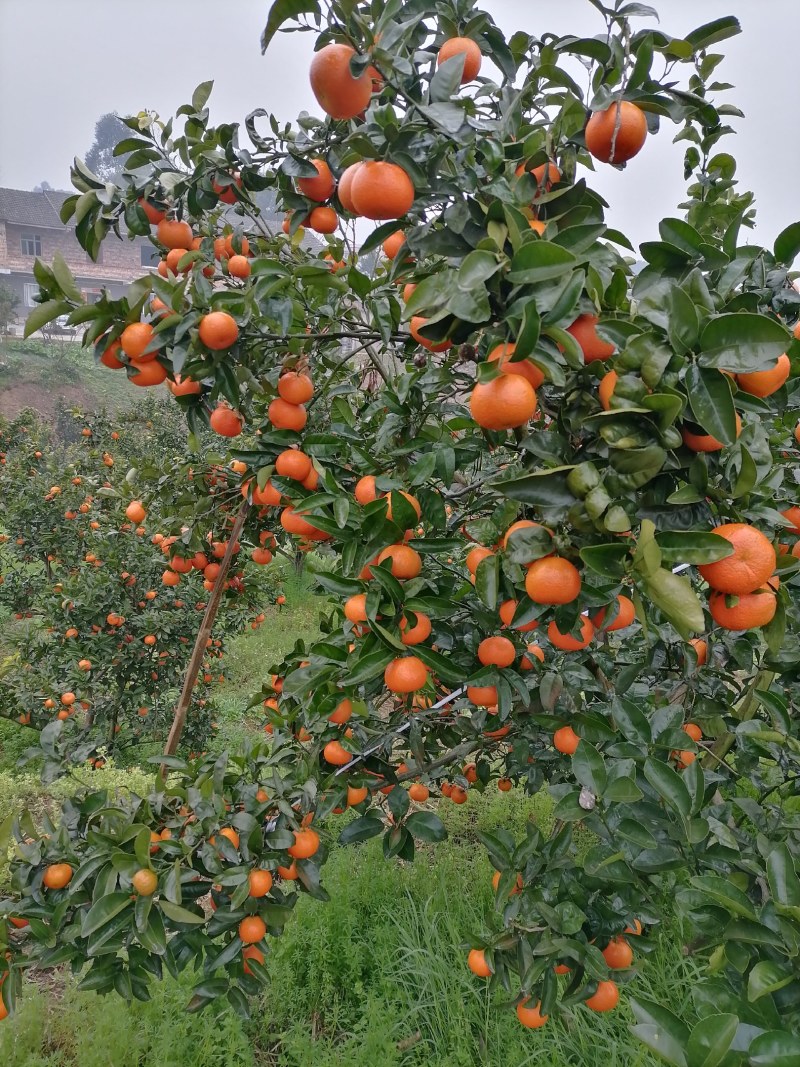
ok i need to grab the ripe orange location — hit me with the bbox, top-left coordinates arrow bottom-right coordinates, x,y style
277,860 -> 298,880
736,353 -> 790,397
275,449 -> 312,482
709,587 -> 777,630
218,826 -> 240,850
697,524 -> 776,595
288,828 -> 320,859
450,785 -> 468,804
548,615 -> 594,651
516,999 -> 548,1028
525,556 -> 581,604
466,546 -> 493,575
385,490 -> 421,525
503,519 -> 552,552
499,599 -> 539,632
43,863 -> 73,889
228,254 -> 251,279
409,316 -> 452,353
591,594 -> 635,632
354,475 -> 379,504
120,322 -> 156,361
350,161 -> 415,220
297,158 -> 335,201
344,593 -> 368,623
382,230 -> 406,259
308,206 -> 338,233
278,372 -> 313,405
280,506 -> 329,541
309,43 -> 372,120
684,722 -> 703,742
139,198 -> 166,224
132,869 -> 158,895
598,369 -> 618,411
243,945 -> 265,975
268,398 -> 307,431
520,643 -> 545,669
438,37 -> 482,82
586,101 -> 647,164
497,777 -> 513,791
602,937 -> 633,969
168,374 -> 203,396
487,343 -> 544,388
99,339 -> 125,369
477,635 -> 516,667
377,543 -> 422,579
323,739 -> 352,766
384,656 -> 429,693
585,979 -> 620,1012
553,725 -> 580,754
470,376 -> 537,430
199,311 -> 239,350
337,162 -> 364,214
567,314 -> 615,363
165,247 -> 190,274
156,218 -> 193,249
516,160 -> 562,190
125,500 -> 146,524
61,692 -> 76,706
682,412 -> 742,452
782,505 -> 800,532
210,406 -> 243,437
162,569 -> 180,587
467,684 -> 497,707
467,948 -> 492,977
400,612 -> 432,646
239,915 -> 267,944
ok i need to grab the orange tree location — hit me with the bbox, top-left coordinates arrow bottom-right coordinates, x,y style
0,403 -> 279,772
3,0 -> 800,1059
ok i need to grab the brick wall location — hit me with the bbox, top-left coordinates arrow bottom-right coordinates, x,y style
2,222 -> 154,284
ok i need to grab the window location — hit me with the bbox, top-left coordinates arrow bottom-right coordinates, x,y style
20,233 -> 42,256
23,282 -> 40,307
82,289 -> 103,304
140,244 -> 160,267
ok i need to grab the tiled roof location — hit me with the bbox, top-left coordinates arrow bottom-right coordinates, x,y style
0,188 -> 72,229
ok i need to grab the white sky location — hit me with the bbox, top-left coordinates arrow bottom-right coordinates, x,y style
1,0 -> 798,248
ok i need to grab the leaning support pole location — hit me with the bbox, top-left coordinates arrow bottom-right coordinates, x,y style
161,500 -> 250,769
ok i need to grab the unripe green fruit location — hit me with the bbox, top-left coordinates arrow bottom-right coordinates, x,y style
566,462 -> 602,498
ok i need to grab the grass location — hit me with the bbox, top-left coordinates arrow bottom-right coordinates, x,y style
0,572 -> 702,1066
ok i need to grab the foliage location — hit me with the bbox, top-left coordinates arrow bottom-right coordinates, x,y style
84,113 -> 133,184
3,1 -> 800,1063
0,285 -> 19,336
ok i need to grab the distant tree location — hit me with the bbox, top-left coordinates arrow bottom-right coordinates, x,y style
84,113 -> 130,182
0,283 -> 19,334
33,181 -> 53,192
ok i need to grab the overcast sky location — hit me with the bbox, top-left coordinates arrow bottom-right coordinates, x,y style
1,0 -> 798,248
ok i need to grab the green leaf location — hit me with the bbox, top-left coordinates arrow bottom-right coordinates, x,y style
430,54 -> 468,102
474,552 -> 499,610
572,741 -> 607,796
159,901 -> 207,925
748,1031 -> 800,1067
766,843 -> 800,907
689,875 -> 756,919
339,814 -> 385,845
24,299 -> 72,338
406,812 -> 447,842
685,365 -> 738,444
643,757 -> 692,817
656,531 -> 734,565
81,893 -> 132,939
642,568 -> 704,638
612,696 -> 652,744
629,997 -> 690,1064
685,16 -> 741,50
774,222 -> 800,264
685,1014 -> 738,1067
191,80 -> 214,111
51,251 -> 83,302
508,241 -> 577,284
494,468 -> 576,509
747,961 -> 794,1003
699,314 -> 789,372
261,0 -> 320,52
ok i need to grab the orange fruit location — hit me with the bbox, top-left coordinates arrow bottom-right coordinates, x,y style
487,343 -> 544,388
125,500 -> 146,524
337,162 -> 364,214
275,449 -> 312,482
156,218 -> 193,249
709,587 -> 777,630
400,612 -> 432,646
228,254 -> 251,279
553,725 -> 580,754
377,543 -> 422,579
736,353 -> 790,397
466,546 -> 494,575
682,412 -> 742,452
586,101 -> 647,164
591,594 -> 635,632
683,722 -> 703,742
467,684 -> 497,707
567,314 -> 615,363
120,322 -> 156,361
520,643 -> 545,669
354,475 -> 379,504
288,828 -> 320,859
385,490 -> 421,525
43,863 -> 73,889
239,916 -> 267,944
99,339 -> 125,369
516,160 -> 562,190
697,524 -> 776,595
529,218 -> 546,235
323,739 -> 352,766
689,637 -> 707,665
218,826 -> 240,850
167,374 -> 203,396
277,372 -> 313,405
61,692 -> 76,706
382,230 -> 406,259
409,782 -> 429,802
243,945 -> 265,975
602,937 -> 633,969
470,376 -> 537,430
297,158 -> 335,201
498,777 -> 513,791
268,398 -> 307,431
548,616 -> 594,651
477,635 -> 516,667
309,43 -> 372,120
516,999 -> 548,1028
132,869 -> 158,895
199,311 -> 239,350
347,784 -> 369,806
384,656 -> 429,693
585,980 -> 620,1012
499,599 -> 539,632
308,206 -> 338,233
598,369 -> 618,411
280,506 -> 329,541
467,948 -> 492,977
344,593 -> 368,623
277,860 -> 298,880
782,505 -> 800,532
210,406 -> 243,437
502,519 -> 552,552
139,198 -> 166,224
437,36 -> 482,82
350,161 -> 415,220
410,316 -> 451,352
525,556 -> 581,604
162,569 -> 180,587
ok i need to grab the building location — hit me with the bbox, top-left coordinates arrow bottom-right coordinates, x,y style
0,186 -> 157,333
